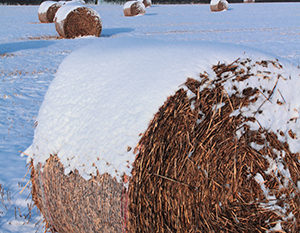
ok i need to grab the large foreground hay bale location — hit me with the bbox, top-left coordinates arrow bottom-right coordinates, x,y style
26,41 -> 299,233
210,0 -> 229,12
38,1 -> 63,23
30,155 -> 127,233
128,59 -> 299,232
54,4 -> 102,38
123,1 -> 146,17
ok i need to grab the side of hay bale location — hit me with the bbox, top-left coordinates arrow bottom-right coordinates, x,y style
54,5 -> 102,39
123,1 -> 146,17
38,1 -> 62,23
127,59 -> 299,232
30,155 -> 127,233
210,0 -> 229,12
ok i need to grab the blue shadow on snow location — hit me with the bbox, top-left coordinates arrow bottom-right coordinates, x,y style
101,27 -> 134,38
0,40 -> 55,55
145,13 -> 158,16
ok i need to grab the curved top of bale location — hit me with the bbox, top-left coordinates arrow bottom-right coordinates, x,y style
24,39 -> 300,182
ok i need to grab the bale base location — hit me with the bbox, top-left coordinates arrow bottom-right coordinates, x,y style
128,59 -> 299,233
31,155 -> 126,233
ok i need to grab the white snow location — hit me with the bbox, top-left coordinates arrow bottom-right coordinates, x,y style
124,0 -> 136,9
0,2 -> 300,232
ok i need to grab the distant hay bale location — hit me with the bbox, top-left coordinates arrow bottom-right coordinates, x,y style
38,1 -> 63,23
127,59 -> 299,232
210,0 -> 228,12
244,0 -> 255,2
30,155 -> 127,233
123,1 -> 146,17
54,5 -> 102,39
141,0 -> 151,8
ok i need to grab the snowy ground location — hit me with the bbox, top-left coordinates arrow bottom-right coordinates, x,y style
0,2 -> 300,232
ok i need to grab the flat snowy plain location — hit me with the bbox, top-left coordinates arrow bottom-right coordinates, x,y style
0,2 -> 300,232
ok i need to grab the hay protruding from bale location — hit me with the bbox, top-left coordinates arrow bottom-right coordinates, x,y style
128,58 -> 299,232
38,1 -> 63,23
54,5 -> 102,39
31,155 -> 127,233
123,1 -> 146,17
210,0 -> 229,12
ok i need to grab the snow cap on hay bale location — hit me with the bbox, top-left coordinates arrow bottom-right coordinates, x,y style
123,1 -> 146,17
25,40 -> 299,232
210,0 -> 228,12
54,2 -> 102,38
38,1 -> 63,23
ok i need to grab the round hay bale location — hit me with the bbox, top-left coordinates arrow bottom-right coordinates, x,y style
25,41 -> 299,233
30,155 -> 127,233
244,0 -> 255,3
140,0 -> 151,8
54,4 -> 102,39
128,59 -> 299,232
38,1 -> 63,23
210,0 -> 228,12
123,1 -> 146,17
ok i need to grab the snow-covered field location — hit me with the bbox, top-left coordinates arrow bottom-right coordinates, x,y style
0,2 -> 300,232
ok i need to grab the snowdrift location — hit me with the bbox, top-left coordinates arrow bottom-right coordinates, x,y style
26,39 -> 300,232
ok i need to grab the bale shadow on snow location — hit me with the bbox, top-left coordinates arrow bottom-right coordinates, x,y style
0,40 -> 55,55
145,13 -> 158,16
101,27 -> 134,38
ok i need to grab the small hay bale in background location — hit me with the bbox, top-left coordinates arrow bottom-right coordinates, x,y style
139,0 -> 151,8
128,59 -> 299,232
244,0 -> 255,3
123,1 -> 146,17
210,0 -> 228,12
54,2 -> 102,38
38,1 -> 63,23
